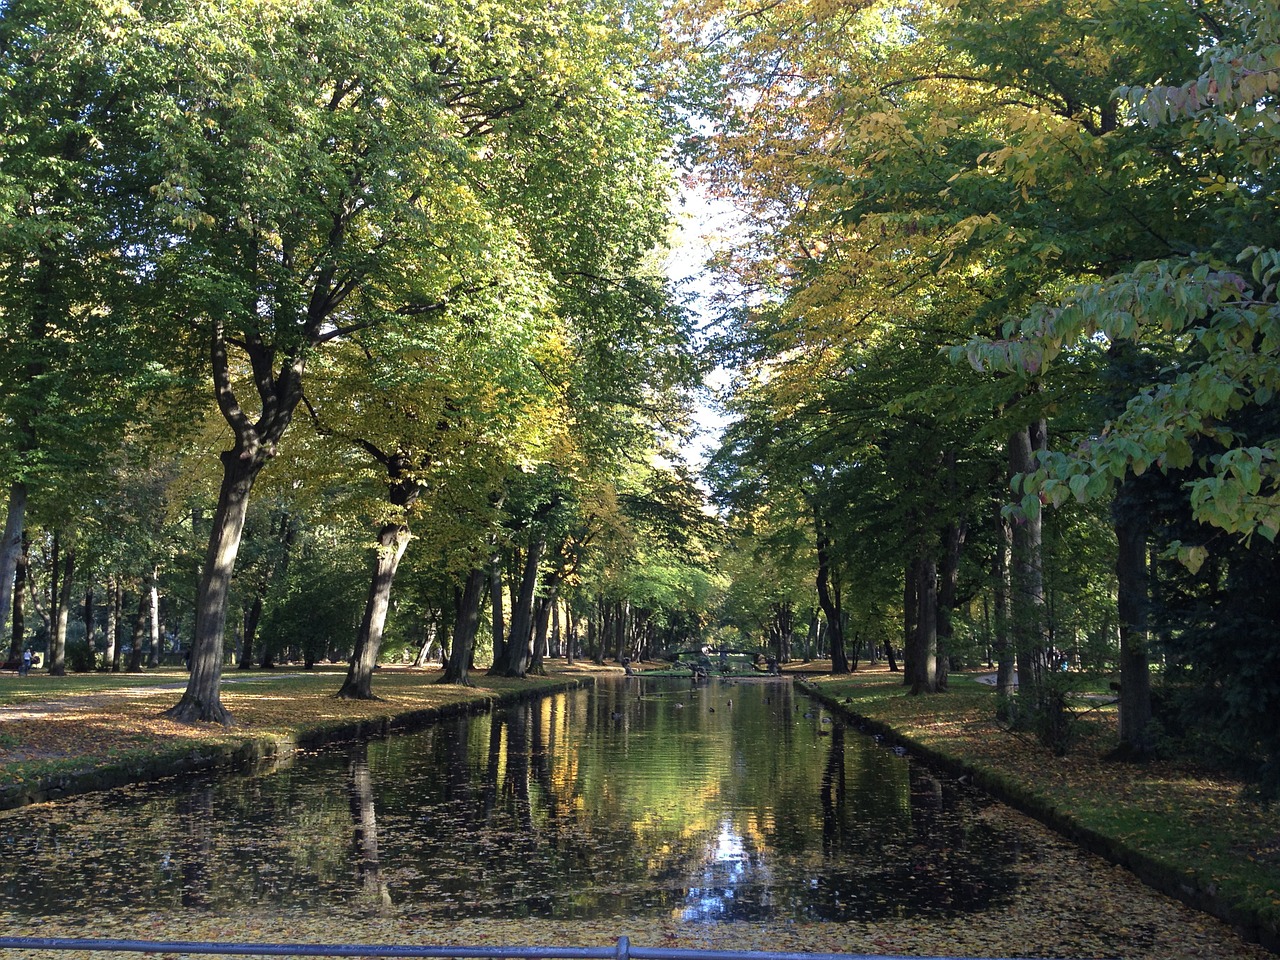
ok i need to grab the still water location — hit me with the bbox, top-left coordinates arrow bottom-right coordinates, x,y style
0,677 -> 1024,923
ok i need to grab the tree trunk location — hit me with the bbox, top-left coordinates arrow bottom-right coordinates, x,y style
994,506 -> 1016,705
589,598 -> 603,665
489,545 -> 505,669
83,585 -> 96,669
498,535 -> 544,677
105,577 -> 120,672
338,519 -> 412,699
126,590 -> 147,673
613,600 -> 627,663
414,610 -> 440,667
1009,422 -> 1052,728
239,596 -> 262,670
908,552 -> 938,694
803,607 -> 818,662
50,533 -> 74,676
148,568 -> 162,667
772,601 -> 794,663
1115,506 -> 1154,757
0,481 -> 27,642
441,566 -> 486,684
564,604 -> 575,664
814,515 -> 850,674
901,560 -> 916,685
936,520 -> 966,692
529,572 -> 562,676
163,452 -> 263,725
7,536 -> 29,666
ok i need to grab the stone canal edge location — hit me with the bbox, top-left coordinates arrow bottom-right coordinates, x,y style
797,678 -> 1279,956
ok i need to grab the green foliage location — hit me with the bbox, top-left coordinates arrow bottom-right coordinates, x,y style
258,531 -> 366,666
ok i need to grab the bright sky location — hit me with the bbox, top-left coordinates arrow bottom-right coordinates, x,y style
666,181 -> 741,468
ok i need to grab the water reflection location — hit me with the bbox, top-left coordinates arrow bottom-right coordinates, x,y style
0,678 -> 1019,923
347,742 -> 391,911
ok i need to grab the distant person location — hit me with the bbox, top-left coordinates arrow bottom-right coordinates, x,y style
20,648 -> 31,676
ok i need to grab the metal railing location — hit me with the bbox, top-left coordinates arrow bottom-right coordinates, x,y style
0,935 -> 1037,960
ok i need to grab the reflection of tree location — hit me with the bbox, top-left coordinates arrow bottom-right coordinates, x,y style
502,703 -> 533,832
482,710 -> 503,820
176,784 -> 215,908
347,742 -> 392,911
820,725 -> 846,857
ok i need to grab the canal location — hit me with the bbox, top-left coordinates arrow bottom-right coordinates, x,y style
0,677 -> 1268,959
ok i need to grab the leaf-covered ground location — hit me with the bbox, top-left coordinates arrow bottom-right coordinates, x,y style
0,662 -> 1275,959
0,890 -> 1271,960
0,666 -> 581,793
803,666 -> 1280,956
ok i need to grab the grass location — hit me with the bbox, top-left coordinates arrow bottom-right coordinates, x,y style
801,665 -> 1280,949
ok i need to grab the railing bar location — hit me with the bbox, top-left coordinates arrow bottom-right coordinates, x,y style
0,937 -> 1039,960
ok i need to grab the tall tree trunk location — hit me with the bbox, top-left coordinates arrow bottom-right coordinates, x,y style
441,566 -> 486,684
163,453 -> 264,725
590,597 -> 604,665
338,519 -> 412,699
83,585 -> 96,670
148,568 -> 162,668
498,535 -> 544,677
0,481 -> 27,643
240,596 -> 263,670
340,449 -> 419,700
994,506 -> 1016,707
1115,505 -> 1154,757
489,544 -> 505,669
901,560 -> 917,685
612,600 -> 627,663
529,572 -> 561,676
9,536 -> 29,665
936,520 -> 966,692
803,607 -> 818,662
563,604 -> 575,664
814,513 -> 850,674
908,552 -> 938,694
50,533 -> 74,676
414,609 -> 440,667
884,628 -> 898,672
1009,422 -> 1051,727
105,577 -> 120,672
126,590 -> 147,673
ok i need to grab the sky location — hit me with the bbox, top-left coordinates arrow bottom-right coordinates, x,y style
665,182 -> 741,469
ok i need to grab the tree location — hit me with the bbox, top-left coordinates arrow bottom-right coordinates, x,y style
112,0 -> 682,723
0,0 -> 185,649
